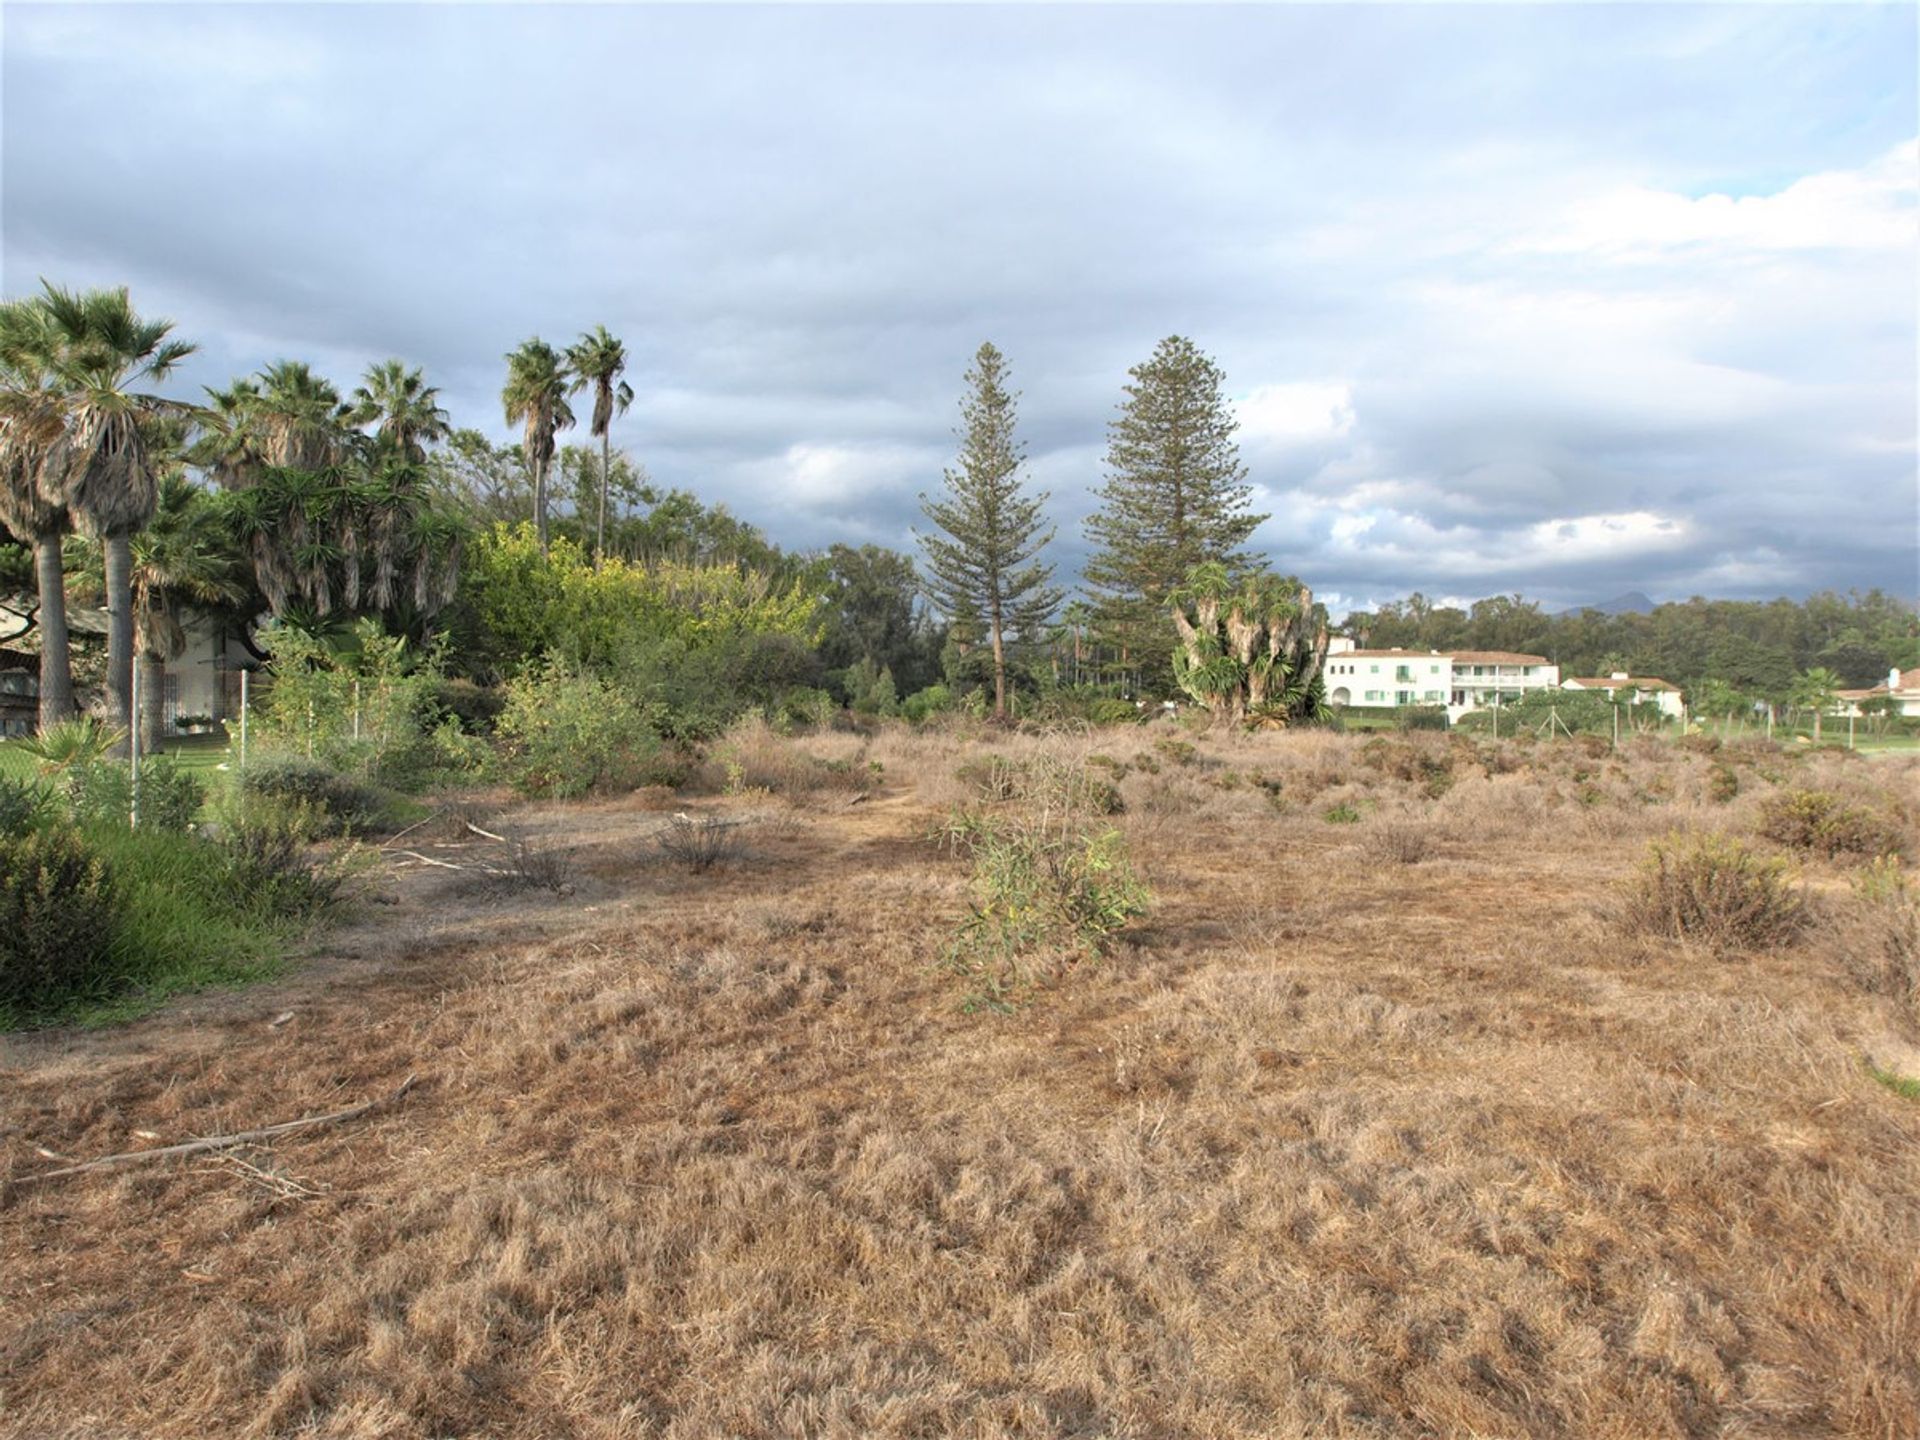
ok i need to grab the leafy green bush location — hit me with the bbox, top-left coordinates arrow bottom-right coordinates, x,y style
901,683 -> 954,725
67,757 -> 205,834
218,799 -> 355,918
0,826 -> 117,1015
1395,705 -> 1451,732
1624,832 -> 1806,950
496,659 -> 674,799
1757,790 -> 1905,860
239,756 -> 393,835
943,813 -> 1149,1008
0,774 -> 53,838
252,619 -> 449,789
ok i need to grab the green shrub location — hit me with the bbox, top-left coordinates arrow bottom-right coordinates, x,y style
1757,790 -> 1905,860
0,774 -> 53,837
0,826 -> 118,1015
67,757 -> 205,834
496,660 -> 669,799
239,756 -> 393,835
1624,832 -> 1806,950
1153,738 -> 1197,766
901,683 -> 954,725
1707,763 -> 1739,804
218,800 -> 355,919
944,814 -> 1149,1008
1324,802 -> 1362,824
1395,705 -> 1451,732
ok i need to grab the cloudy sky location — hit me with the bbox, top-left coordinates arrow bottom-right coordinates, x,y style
4,2 -> 1915,614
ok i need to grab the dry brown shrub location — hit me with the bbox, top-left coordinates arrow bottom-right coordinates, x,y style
1622,831 -> 1807,950
1364,819 -> 1433,865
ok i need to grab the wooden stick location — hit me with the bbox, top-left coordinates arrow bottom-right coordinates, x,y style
13,1076 -> 418,1187
465,821 -> 510,844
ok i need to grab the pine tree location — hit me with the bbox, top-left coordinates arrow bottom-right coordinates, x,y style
1083,336 -> 1267,681
918,342 -> 1061,718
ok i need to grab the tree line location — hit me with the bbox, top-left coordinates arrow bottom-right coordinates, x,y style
3,276 -> 1910,745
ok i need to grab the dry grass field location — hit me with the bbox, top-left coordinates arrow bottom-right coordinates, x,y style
3,722 -> 1918,1439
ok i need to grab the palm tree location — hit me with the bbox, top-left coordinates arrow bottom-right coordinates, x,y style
565,326 -> 633,563
75,472 -> 243,752
501,339 -> 573,553
1794,666 -> 1842,744
18,283 -> 195,749
0,297 -> 77,728
197,362 -> 349,488
349,359 -> 450,464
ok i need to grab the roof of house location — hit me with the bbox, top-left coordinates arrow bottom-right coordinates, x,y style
1447,651 -> 1553,666
1566,676 -> 1680,692
1332,648 -> 1552,665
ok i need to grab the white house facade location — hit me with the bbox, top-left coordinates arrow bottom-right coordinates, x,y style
1562,673 -> 1687,721
1838,669 -> 1920,720
1322,642 -> 1561,722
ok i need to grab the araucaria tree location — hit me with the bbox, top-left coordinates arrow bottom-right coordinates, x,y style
1169,562 -> 1329,727
501,339 -> 574,553
1083,335 -> 1267,681
918,342 -> 1060,718
565,326 -> 634,564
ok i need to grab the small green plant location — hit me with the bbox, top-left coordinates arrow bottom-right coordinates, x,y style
0,774 -> 53,838
239,756 -> 392,835
1866,1060 -> 1920,1101
1324,802 -> 1362,824
944,813 -> 1150,1009
1623,832 -> 1806,950
0,826 -> 118,1016
67,757 -> 205,834
1152,738 -> 1197,767
1707,763 -> 1739,804
17,716 -> 124,776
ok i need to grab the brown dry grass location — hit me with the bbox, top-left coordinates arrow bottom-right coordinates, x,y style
3,727 -> 1919,1438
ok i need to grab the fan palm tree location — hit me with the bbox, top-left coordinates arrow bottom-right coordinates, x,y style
0,298 -> 77,728
501,338 -> 573,553
349,359 -> 450,464
197,362 -> 349,488
15,283 -> 195,748
565,326 -> 633,563
75,473 -> 243,752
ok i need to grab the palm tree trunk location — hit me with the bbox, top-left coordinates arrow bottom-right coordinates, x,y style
33,534 -> 74,731
138,651 -> 165,757
104,533 -> 134,756
534,454 -> 550,554
597,431 -> 610,565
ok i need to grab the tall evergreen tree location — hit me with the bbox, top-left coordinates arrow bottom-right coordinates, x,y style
917,342 -> 1060,718
1083,335 -> 1266,682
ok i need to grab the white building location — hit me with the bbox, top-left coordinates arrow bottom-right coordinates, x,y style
1322,642 -> 1561,722
1562,672 -> 1687,721
1838,669 -> 1920,720
0,599 -> 247,736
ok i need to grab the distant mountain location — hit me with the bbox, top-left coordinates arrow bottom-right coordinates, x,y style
1558,591 -> 1656,616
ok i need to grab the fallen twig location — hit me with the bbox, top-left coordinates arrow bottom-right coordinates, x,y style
466,820 -> 510,844
14,1076 -> 419,1187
